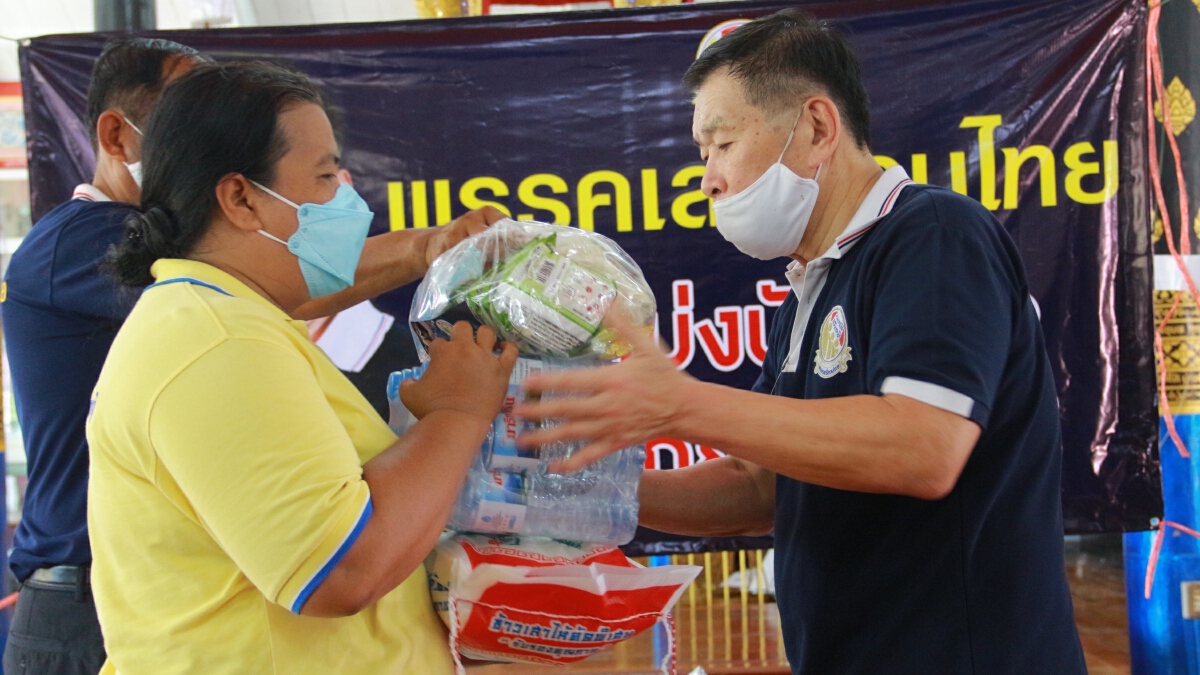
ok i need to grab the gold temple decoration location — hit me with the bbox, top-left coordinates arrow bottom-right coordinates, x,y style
1156,290 -> 1200,414
1154,211 -> 1163,244
1154,76 -> 1196,137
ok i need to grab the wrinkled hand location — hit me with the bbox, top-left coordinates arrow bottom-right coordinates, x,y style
515,313 -> 693,473
400,321 -> 518,422
423,206 -> 507,268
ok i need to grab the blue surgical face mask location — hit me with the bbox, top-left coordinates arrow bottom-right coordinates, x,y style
250,180 -> 374,299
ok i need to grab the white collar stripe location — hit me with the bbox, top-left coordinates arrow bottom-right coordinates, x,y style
877,179 -> 913,217
71,184 -> 112,203
837,222 -> 878,250
826,170 -> 912,257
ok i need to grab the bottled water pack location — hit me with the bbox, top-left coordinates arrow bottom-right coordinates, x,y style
387,357 -> 644,545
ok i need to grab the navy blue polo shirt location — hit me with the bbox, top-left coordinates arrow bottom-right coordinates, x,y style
2,185 -> 139,582
755,168 -> 1085,674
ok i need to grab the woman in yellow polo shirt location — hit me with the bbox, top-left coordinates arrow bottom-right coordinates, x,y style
86,61 -> 517,674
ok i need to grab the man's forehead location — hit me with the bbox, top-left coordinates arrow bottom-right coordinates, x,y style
692,73 -> 750,136
693,113 -> 732,139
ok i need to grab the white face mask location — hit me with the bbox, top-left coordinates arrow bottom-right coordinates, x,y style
121,116 -> 144,189
713,114 -> 822,260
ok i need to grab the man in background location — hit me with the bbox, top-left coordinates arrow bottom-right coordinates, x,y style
2,39 -> 206,675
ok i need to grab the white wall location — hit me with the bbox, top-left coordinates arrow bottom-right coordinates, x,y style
0,0 -> 95,81
249,0 -> 416,27
0,0 -> 421,83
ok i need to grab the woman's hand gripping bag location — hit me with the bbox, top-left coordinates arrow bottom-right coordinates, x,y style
426,533 -> 700,673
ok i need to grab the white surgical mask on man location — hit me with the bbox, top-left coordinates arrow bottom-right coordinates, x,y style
121,116 -> 144,188
713,113 -> 822,260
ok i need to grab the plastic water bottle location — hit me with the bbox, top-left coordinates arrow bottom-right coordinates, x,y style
386,362 -> 427,435
387,358 -> 644,545
449,441 -> 644,545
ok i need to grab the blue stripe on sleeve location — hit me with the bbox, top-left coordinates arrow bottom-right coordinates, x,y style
290,497 -> 374,614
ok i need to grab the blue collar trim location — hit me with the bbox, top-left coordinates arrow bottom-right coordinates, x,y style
145,277 -> 233,297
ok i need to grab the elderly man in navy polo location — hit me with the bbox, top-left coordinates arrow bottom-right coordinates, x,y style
517,10 -> 1088,675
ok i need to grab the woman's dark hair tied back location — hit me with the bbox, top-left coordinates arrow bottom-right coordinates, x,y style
110,207 -> 181,286
107,61 -> 325,287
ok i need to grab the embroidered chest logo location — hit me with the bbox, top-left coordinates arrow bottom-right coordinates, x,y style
814,305 -> 852,378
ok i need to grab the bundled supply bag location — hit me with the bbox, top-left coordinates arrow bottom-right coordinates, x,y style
426,533 -> 701,673
410,218 -> 656,360
387,358 -> 645,545
396,219 -> 656,545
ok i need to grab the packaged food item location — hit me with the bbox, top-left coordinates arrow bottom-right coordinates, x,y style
387,358 -> 645,545
426,533 -> 700,673
410,219 -> 655,360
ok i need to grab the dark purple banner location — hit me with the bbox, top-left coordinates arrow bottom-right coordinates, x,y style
20,0 -> 1158,538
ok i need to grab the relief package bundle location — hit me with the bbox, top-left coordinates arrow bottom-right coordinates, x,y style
426,533 -> 700,672
401,222 -> 700,672
410,218 -> 656,360
398,219 -> 657,545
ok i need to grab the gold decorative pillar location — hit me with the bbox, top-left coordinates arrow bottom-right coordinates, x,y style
1156,291 -> 1200,414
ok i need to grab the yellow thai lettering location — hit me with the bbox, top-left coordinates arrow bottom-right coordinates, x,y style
1001,145 -> 1057,209
960,115 -> 1003,210
949,152 -> 968,195
1064,140 -> 1118,205
874,155 -> 898,169
671,165 -> 708,230
387,181 -> 406,231
434,179 -> 453,225
411,180 -> 430,229
578,170 -> 633,232
516,173 -> 570,225
641,169 -> 667,231
910,154 -> 928,184
459,176 -> 512,217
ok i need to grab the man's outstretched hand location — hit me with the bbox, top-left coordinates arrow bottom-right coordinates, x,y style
515,313 -> 695,473
422,206 -> 506,267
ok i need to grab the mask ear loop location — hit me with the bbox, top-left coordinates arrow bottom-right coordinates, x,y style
248,179 -> 301,210
248,179 -> 301,246
121,116 -> 143,136
120,116 -> 144,176
777,112 -> 803,164
778,111 -> 822,182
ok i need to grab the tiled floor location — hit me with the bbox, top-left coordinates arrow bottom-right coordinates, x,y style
469,536 -> 1133,675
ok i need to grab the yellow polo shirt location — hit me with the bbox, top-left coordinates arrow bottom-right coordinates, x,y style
86,259 -> 454,675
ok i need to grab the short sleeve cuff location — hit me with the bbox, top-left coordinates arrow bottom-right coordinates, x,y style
879,376 -> 986,425
277,488 -> 373,614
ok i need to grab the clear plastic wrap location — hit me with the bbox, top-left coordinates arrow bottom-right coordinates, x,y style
398,220 -> 656,545
387,358 -> 645,545
410,219 -> 656,360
